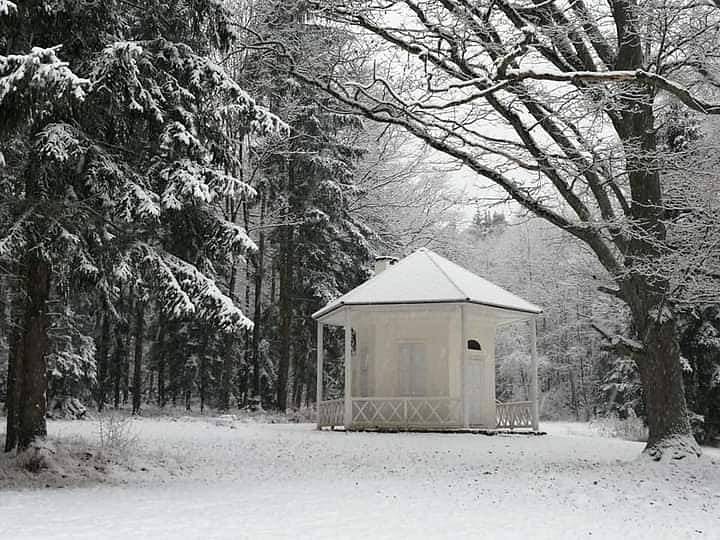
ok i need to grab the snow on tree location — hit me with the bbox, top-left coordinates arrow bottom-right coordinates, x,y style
0,0 -> 286,450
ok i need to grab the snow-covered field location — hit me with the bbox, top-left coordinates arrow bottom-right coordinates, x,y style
1,417 -> 719,539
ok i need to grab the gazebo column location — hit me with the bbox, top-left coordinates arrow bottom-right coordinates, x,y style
316,322 -> 324,430
460,305 -> 469,428
530,317 -> 540,431
343,308 -> 352,429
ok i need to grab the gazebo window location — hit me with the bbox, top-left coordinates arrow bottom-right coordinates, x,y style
467,339 -> 482,351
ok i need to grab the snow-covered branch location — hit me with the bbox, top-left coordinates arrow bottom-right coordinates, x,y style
591,322 -> 645,357
502,69 -> 720,114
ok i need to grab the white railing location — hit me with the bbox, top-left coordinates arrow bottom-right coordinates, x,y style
318,399 -> 344,428
351,397 -> 462,428
496,400 -> 533,429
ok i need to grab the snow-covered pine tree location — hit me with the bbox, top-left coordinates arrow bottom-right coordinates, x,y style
0,0 -> 285,450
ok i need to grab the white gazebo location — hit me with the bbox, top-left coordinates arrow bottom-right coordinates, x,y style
313,248 -> 542,432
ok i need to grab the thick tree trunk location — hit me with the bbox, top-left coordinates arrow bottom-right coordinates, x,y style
609,32 -> 698,456
633,309 -> 700,459
132,300 -> 145,415
17,257 -> 51,450
4,292 -> 23,452
4,334 -> 19,452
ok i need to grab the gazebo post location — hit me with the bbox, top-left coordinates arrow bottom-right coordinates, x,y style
343,308 -> 352,430
460,305 -> 469,429
316,322 -> 324,430
530,317 -> 540,431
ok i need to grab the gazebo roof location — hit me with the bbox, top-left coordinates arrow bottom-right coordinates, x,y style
312,248 -> 542,322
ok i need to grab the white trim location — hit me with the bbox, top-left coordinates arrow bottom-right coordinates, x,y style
315,301 -> 535,326
530,317 -> 540,431
316,322 -> 324,430
343,308 -> 352,429
461,304 -> 470,429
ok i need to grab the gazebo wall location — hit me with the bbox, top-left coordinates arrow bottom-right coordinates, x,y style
339,306 -> 464,429
351,307 -> 462,400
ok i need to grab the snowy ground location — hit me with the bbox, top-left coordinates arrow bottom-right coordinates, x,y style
1,417 -> 719,539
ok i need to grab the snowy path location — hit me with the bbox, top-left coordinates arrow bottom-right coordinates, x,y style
1,420 -> 719,539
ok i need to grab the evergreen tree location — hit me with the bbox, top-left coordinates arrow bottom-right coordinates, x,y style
1,0 -> 285,450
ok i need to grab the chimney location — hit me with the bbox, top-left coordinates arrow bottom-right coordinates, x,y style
374,256 -> 398,275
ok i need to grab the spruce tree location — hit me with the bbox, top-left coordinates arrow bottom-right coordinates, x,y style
1,0 -> 285,449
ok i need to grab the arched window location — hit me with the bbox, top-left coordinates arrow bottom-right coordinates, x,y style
467,339 -> 482,351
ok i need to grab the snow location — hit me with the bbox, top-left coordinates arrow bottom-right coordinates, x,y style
0,0 -> 17,16
1,418 -> 719,539
313,248 -> 542,322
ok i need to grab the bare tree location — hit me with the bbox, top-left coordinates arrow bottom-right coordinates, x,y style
269,0 -> 720,458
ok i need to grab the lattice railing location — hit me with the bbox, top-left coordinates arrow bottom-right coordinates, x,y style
318,399 -> 344,428
351,397 -> 462,428
496,400 -> 533,429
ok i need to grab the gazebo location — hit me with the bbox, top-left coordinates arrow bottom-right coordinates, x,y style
313,248 -> 542,432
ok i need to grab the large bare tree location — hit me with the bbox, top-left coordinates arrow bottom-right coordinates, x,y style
263,0 -> 720,458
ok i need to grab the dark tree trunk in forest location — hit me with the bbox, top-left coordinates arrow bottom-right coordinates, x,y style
4,290 -> 23,452
4,334 -> 18,452
276,160 -> 295,412
155,317 -> 167,408
122,289 -> 134,405
132,300 -> 145,415
277,226 -> 294,412
220,256 -> 239,411
291,331 -> 307,409
95,308 -> 110,412
199,331 -> 211,414
251,193 -> 267,406
16,257 -> 51,450
112,288 -> 127,409
241,272 -> 251,406
200,354 -> 207,414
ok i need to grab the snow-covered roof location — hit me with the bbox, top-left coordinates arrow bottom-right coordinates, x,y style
312,248 -> 542,321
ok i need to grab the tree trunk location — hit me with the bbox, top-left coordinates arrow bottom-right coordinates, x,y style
251,192 -> 267,406
291,330 -> 306,409
220,258 -> 239,411
611,31 -> 698,456
277,227 -> 293,412
132,300 -> 145,415
155,317 -> 167,408
633,310 -> 699,459
95,309 -> 110,412
122,289 -> 134,406
16,257 -> 51,450
199,353 -> 207,414
112,288 -> 127,409
4,289 -> 23,452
